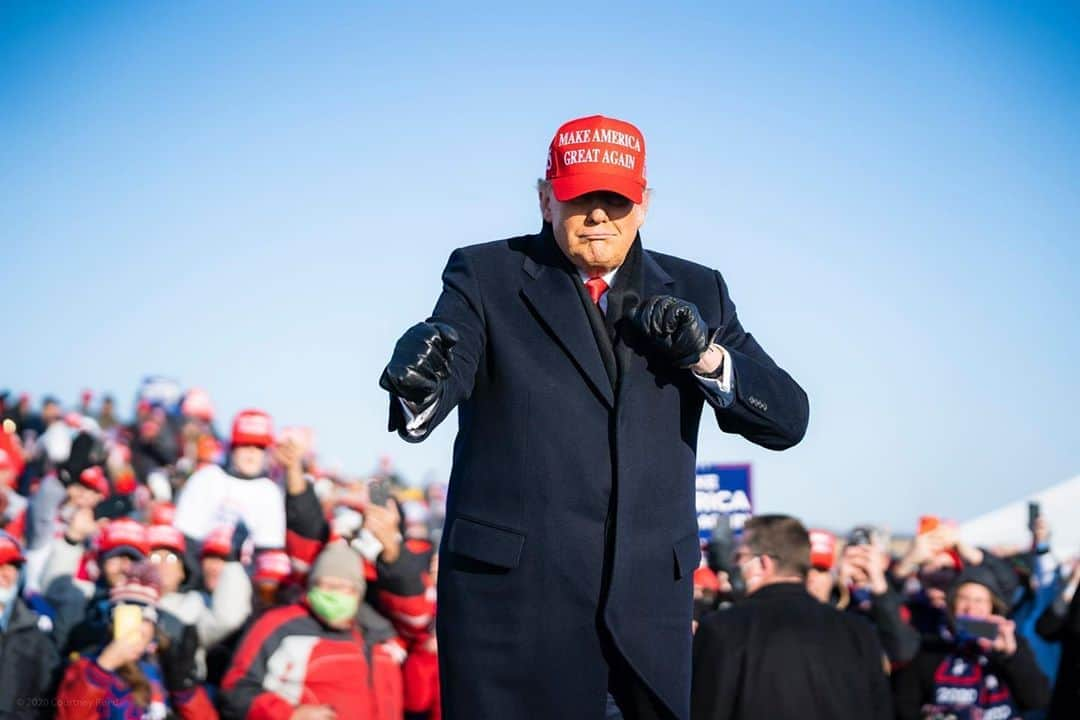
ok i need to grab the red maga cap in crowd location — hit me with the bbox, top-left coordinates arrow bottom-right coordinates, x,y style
147,524 -> 186,555
99,518 -> 150,559
0,530 -> 25,566
78,466 -> 111,496
253,550 -> 292,583
545,115 -> 647,204
201,526 -> 233,559
231,409 -> 274,448
809,529 -> 837,571
182,388 -> 215,422
693,565 -> 720,592
149,502 -> 176,527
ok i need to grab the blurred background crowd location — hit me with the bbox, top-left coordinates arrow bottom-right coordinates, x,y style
0,382 -> 1076,719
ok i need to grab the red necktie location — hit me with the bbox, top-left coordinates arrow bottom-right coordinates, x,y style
585,276 -> 608,305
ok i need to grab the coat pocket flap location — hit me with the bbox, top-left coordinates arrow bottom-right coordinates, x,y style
673,531 -> 702,580
447,516 -> 526,569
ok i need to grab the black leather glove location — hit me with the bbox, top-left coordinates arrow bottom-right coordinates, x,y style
158,622 -> 200,693
634,295 -> 711,367
379,321 -> 459,406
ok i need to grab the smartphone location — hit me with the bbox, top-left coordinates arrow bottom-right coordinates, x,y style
917,515 -> 940,535
368,478 -> 391,508
955,616 -> 998,642
1028,501 -> 1041,531
113,604 -> 143,642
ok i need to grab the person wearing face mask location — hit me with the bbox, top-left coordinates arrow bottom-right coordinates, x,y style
0,531 -> 59,719
379,114 -> 809,720
173,409 -> 286,555
220,541 -> 382,720
690,514 -> 892,720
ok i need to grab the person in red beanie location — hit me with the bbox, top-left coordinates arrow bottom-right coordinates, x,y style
174,408 -> 285,555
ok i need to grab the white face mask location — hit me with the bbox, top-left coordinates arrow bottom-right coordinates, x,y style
0,582 -> 17,607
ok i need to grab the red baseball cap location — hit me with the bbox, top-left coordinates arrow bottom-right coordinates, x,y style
253,550 -> 292,583
149,502 -> 176,527
0,530 -> 25,566
78,466 -> 111,496
201,526 -> 233,559
231,409 -> 274,448
147,524 -> 187,555
99,518 -> 150,559
546,115 -> 647,203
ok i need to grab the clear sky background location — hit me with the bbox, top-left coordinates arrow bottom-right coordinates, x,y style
4,2 -> 1078,534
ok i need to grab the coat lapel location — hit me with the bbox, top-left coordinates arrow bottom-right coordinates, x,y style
613,240 -> 676,402
520,230 -> 616,409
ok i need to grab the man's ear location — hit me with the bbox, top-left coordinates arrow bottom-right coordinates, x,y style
639,189 -> 651,218
539,188 -> 554,223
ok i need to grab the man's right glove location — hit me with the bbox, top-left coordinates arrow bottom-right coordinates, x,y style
634,295 -> 711,368
379,321 -> 459,407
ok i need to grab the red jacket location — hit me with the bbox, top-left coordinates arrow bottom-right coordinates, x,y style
221,602 -> 393,720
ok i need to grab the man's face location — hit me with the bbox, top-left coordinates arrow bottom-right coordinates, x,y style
315,576 -> 360,629
67,483 -> 103,510
150,549 -> 184,595
42,401 -> 61,425
0,563 -> 18,591
201,556 -> 225,592
102,554 -> 134,588
953,583 -> 995,619
733,535 -> 767,596
539,187 -> 648,275
231,445 -> 266,477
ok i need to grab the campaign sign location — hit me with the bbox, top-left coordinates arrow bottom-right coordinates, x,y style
696,464 -> 753,544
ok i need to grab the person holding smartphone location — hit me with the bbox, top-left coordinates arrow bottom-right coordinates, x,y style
56,561 -> 217,719
893,566 -> 1050,720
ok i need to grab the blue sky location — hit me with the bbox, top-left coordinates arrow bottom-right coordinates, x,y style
3,2 -> 1078,534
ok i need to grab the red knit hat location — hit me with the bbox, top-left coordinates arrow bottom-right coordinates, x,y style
231,409 -> 274,448
109,561 -> 162,607
546,115 -> 647,203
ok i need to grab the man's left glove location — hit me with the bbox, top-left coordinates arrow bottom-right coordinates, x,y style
634,295 -> 711,367
379,321 -> 459,407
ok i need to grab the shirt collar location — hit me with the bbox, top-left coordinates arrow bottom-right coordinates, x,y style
576,267 -> 619,286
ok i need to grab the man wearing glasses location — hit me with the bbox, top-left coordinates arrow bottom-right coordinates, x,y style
691,515 -> 893,720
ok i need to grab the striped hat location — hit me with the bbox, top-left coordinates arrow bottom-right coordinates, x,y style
109,561 -> 162,607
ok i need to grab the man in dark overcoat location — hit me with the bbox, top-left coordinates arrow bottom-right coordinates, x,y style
380,114 -> 809,720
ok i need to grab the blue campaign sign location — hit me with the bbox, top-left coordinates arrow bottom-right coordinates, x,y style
696,464 -> 753,544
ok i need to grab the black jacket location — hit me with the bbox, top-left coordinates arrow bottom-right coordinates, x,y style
691,582 -> 892,720
1037,582 -> 1080,719
0,598 -> 61,719
388,229 -> 809,719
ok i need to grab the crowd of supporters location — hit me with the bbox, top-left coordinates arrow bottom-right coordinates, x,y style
0,383 -> 1076,719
